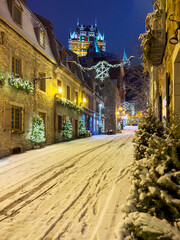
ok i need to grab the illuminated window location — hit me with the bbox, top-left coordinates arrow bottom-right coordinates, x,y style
75,91 -> 78,105
40,30 -> 45,48
57,80 -> 62,95
13,4 -> 22,27
12,55 -> 21,77
39,72 -> 46,92
12,106 -> 22,130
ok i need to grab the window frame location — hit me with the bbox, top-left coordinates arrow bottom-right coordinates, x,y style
57,80 -> 62,96
39,29 -> 45,48
12,55 -> 21,77
39,71 -> 46,92
13,3 -> 22,27
11,105 -> 22,131
67,85 -> 71,100
75,91 -> 78,105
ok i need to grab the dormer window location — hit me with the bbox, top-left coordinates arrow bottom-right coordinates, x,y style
14,4 -> 22,26
11,0 -> 23,27
39,29 -> 45,48
34,24 -> 46,49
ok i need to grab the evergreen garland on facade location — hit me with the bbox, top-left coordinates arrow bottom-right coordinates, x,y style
63,117 -> 73,140
56,96 -> 84,112
79,118 -> 86,136
30,115 -> 46,144
8,77 -> 34,93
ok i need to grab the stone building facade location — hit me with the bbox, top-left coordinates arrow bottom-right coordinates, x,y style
141,0 -> 180,125
0,0 -> 105,158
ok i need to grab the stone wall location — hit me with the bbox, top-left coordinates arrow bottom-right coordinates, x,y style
0,18 -> 83,158
148,0 -> 180,122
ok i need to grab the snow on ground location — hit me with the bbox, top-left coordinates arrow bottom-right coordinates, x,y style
0,131 -> 135,240
123,126 -> 138,131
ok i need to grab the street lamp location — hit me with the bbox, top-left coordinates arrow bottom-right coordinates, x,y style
34,76 -> 52,85
58,87 -> 62,94
169,14 -> 180,45
80,97 -> 86,107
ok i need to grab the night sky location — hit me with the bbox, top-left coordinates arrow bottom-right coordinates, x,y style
28,0 -> 153,57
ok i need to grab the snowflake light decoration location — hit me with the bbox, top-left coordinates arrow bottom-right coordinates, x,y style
68,56 -> 134,82
94,62 -> 110,81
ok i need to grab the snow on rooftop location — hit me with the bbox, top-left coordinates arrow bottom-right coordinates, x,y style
0,0 -> 56,62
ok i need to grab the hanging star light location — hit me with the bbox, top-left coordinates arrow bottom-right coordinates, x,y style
67,56 -> 134,82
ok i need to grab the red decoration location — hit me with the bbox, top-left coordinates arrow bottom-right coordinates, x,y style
85,35 -> 87,41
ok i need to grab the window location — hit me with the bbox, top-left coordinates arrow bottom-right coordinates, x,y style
12,106 -> 22,130
96,102 -> 99,113
81,92 -> 85,103
89,98 -> 93,110
39,72 -> 46,92
12,55 -> 21,77
57,80 -> 62,96
58,115 -> 62,131
13,4 -> 22,27
67,85 -> 70,100
39,30 -> 45,48
75,91 -> 78,105
57,80 -> 61,87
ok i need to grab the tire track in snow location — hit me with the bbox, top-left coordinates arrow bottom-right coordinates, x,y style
0,133 -> 134,240
42,134 -> 133,240
0,135 -> 120,222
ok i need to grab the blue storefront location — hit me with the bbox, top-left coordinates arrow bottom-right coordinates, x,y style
83,108 -> 105,135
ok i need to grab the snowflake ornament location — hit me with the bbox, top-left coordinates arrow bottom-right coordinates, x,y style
94,62 -> 110,81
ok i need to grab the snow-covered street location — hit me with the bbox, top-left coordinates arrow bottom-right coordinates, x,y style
0,131 -> 135,240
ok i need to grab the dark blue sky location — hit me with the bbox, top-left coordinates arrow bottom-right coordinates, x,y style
28,0 -> 153,57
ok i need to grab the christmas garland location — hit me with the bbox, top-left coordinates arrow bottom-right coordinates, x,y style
68,56 -> 134,81
56,96 -> 84,112
8,77 -> 34,93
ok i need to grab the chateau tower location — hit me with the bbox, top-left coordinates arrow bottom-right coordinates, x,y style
69,21 -> 106,57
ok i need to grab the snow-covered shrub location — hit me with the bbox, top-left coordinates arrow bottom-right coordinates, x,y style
63,117 -> 72,140
99,123 -> 104,134
30,115 -> 46,145
133,108 -> 164,160
119,117 -> 180,239
78,118 -> 86,136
